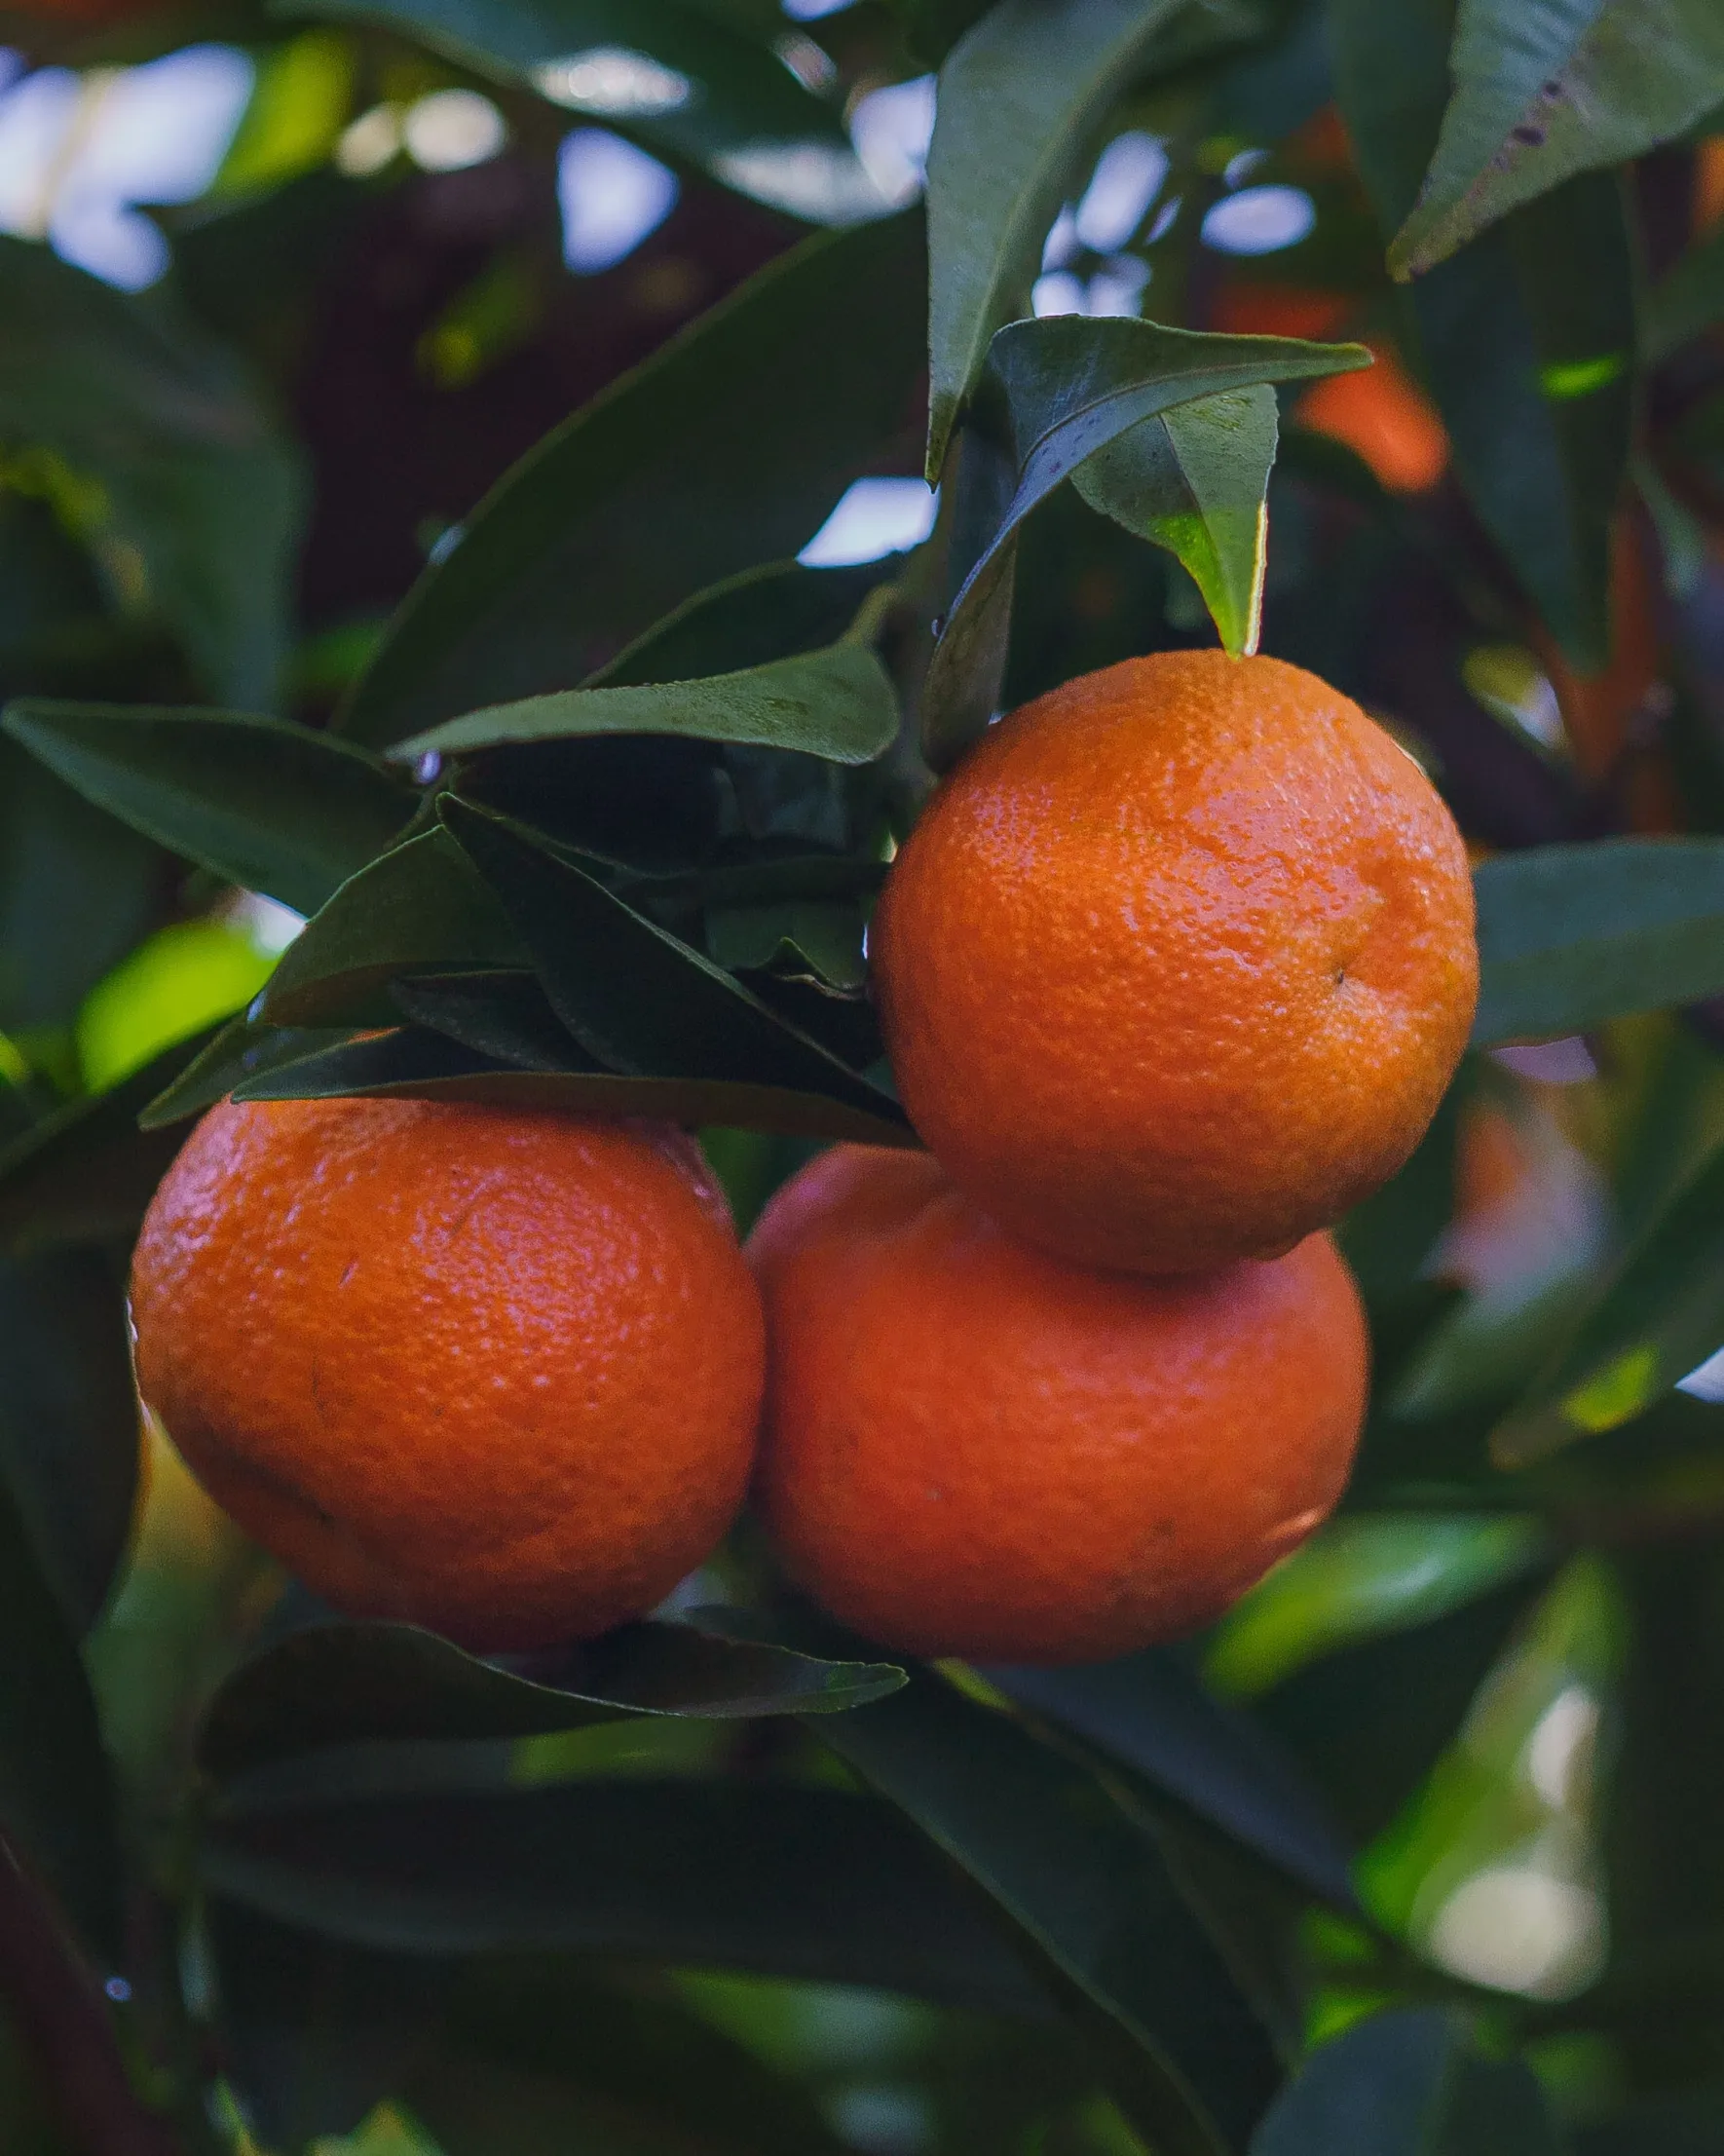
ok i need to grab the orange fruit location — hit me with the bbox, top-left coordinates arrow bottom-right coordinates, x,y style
748,1146 -> 1368,1663
131,1098 -> 766,1651
872,650 -> 1478,1274
1294,347 -> 1450,493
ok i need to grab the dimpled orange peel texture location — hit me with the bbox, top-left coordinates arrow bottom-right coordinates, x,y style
872,648 -> 1479,1273
131,1097 -> 766,1651
749,1145 -> 1368,1664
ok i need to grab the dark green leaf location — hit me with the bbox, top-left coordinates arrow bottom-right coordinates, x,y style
590,558 -> 898,688
1251,2009 -> 1563,2154
0,235 -> 302,709
1578,2085 -> 1724,2153
2,701 -> 414,917
925,0 -> 1192,477
1330,0 -> 1633,669
1474,840 -> 1724,1043
0,1469 -> 121,1961
424,1955 -> 854,2156
0,1035 -> 211,1256
206,1903 -> 447,2154
809,1647 -> 1281,2154
200,1618 -> 904,1780
1492,1134 -> 1724,1464
291,0 -> 882,217
924,318 -> 1368,765
393,639 -> 900,768
231,1023 -> 917,1147
1388,0 -> 1724,280
1643,219 -> 1724,362
0,1250 -> 138,1634
258,829 -> 525,1029
337,215 -> 926,747
0,738 -> 160,1035
389,971 -> 582,1074
705,898 -> 868,989
439,797 -> 910,1131
201,1780 -> 1050,2014
137,1017 -> 358,1129
984,1654 -> 1357,1907
1073,384 -> 1279,658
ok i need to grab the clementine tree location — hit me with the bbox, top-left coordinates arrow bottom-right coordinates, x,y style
0,1 -> 1722,2152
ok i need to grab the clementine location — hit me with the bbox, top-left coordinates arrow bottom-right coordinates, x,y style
131,1098 -> 766,1651
872,650 -> 1478,1274
749,1146 -> 1368,1664
1294,348 -> 1450,493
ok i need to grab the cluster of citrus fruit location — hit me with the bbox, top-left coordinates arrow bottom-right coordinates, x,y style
132,651 -> 1478,1664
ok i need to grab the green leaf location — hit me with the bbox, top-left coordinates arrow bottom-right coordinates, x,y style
0,235 -> 303,709
258,829 -> 525,1029
590,558 -> 898,689
200,1618 -> 905,1780
438,797 -> 910,1132
1643,219 -> 1724,362
0,1250 -> 139,1635
924,0 -> 1192,478
2,701 -> 415,917
201,1780 -> 1049,2013
1252,2009 -> 1564,2154
1492,1135 -> 1724,1464
337,215 -> 926,747
231,1023 -> 917,1148
923,317 -> 1368,765
985,1653 -> 1356,1907
1473,839 -> 1724,1043
392,639 -> 900,768
0,737 -> 160,1036
1073,384 -> 1279,658
1331,0 -> 1634,670
0,1468 -> 121,1961
291,0 -> 884,221
137,1017 -> 358,1129
806,1644 -> 1282,2154
1206,1516 -> 1554,1699
1387,0 -> 1724,281
0,1035 -> 213,1257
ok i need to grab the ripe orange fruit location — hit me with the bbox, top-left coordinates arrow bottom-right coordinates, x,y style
131,1098 -> 766,1652
872,650 -> 1478,1274
748,1146 -> 1368,1664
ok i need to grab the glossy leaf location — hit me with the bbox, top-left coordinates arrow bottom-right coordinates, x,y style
1643,219 -> 1724,363
1388,0 -> 1724,280
0,1249 -> 139,1635
0,1036 -> 210,1256
924,318 -> 1368,765
201,1779 -> 1049,2014
1492,1135 -> 1724,1464
1252,2009 -> 1564,2154
258,829 -> 525,1029
393,639 -> 900,768
137,1018 -> 358,1129
1473,839 -> 1724,1042
985,1654 -> 1356,1908
0,235 -> 302,709
925,0 -> 1191,477
296,0 -> 881,218
1073,383 -> 1278,658
811,1651 -> 1282,2154
200,1618 -> 904,1780
439,798 -> 909,1131
231,1022 -> 917,1147
2,701 -> 414,917
590,558 -> 897,689
1331,0 -> 1634,669
337,215 -> 926,747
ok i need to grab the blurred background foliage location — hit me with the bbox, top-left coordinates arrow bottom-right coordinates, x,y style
0,0 -> 1723,2150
